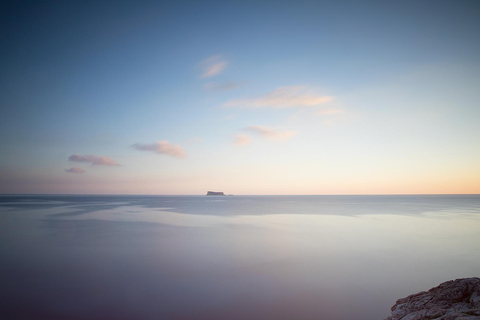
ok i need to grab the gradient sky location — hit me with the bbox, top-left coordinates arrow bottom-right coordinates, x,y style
1,0 -> 479,195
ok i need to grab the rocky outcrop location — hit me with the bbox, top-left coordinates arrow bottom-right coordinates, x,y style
385,277 -> 480,320
206,191 -> 225,196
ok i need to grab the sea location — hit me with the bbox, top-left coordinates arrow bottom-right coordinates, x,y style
1,194 -> 479,320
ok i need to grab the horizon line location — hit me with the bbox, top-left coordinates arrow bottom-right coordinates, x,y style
1,193 -> 479,196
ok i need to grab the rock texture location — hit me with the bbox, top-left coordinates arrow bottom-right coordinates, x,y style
385,278 -> 480,320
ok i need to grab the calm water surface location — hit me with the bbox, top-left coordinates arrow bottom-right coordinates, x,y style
1,195 -> 480,319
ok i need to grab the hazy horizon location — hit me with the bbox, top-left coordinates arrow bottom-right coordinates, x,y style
1,192 -> 480,196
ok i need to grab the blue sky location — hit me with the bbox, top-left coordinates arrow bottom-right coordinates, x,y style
1,0 -> 479,194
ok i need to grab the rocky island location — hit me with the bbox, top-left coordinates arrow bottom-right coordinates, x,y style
384,277 -> 480,320
206,191 -> 225,196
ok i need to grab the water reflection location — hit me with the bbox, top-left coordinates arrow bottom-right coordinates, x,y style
1,195 -> 479,319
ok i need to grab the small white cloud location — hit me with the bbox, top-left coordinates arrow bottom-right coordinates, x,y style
245,126 -> 296,140
225,86 -> 333,109
200,55 -> 226,78
68,154 -> 120,166
233,134 -> 251,146
132,140 -> 187,159
65,167 -> 85,174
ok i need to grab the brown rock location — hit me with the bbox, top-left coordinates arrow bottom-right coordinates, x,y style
384,278 -> 480,320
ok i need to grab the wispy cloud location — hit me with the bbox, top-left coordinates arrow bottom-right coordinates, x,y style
245,126 -> 296,140
225,86 -> 333,109
68,154 -> 120,166
200,55 -> 226,78
65,167 -> 85,174
233,134 -> 251,146
132,140 -> 187,159
316,108 -> 344,115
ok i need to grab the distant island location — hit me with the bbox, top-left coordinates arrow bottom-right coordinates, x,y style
206,191 -> 225,196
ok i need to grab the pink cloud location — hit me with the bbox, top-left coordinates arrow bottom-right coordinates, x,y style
65,167 -> 85,174
245,126 -> 297,140
132,140 -> 187,159
233,134 -> 251,146
316,108 -> 344,115
200,55 -> 226,78
225,86 -> 333,109
68,154 -> 120,166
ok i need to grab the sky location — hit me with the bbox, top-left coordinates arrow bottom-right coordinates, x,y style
1,0 -> 479,195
